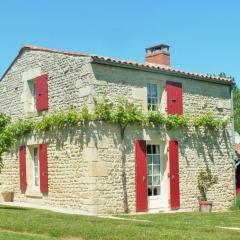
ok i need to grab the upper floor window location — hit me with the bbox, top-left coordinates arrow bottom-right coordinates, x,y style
147,83 -> 158,111
28,81 -> 37,112
24,75 -> 48,113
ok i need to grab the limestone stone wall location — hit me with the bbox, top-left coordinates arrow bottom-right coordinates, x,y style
0,49 -> 235,214
0,49 -> 94,119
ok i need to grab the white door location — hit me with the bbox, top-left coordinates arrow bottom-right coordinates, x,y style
147,144 -> 164,211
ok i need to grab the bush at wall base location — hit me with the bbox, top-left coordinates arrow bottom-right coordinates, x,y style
197,170 -> 218,213
1,192 -> 14,202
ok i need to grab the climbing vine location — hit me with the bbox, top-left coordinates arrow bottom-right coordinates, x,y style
192,112 -> 230,130
0,97 -> 230,169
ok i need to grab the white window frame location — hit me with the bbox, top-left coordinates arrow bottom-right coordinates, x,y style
147,144 -> 162,197
147,83 -> 160,111
31,146 -> 40,192
28,80 -> 37,112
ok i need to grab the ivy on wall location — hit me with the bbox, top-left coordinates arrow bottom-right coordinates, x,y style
0,97 -> 230,168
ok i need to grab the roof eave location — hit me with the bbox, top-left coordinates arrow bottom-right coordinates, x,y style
92,58 -> 235,86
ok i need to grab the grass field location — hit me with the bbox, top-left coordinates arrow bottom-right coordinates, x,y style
1,205 -> 240,239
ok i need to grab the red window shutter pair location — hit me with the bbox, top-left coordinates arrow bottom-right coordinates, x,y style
19,144 -> 48,193
135,140 -> 180,211
36,75 -> 48,111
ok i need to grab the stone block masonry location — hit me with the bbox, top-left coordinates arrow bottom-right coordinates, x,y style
0,47 -> 235,214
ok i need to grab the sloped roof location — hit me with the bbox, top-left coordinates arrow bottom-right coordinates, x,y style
1,45 -> 235,85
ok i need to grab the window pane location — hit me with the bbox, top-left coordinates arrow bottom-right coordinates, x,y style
147,155 -> 152,164
150,84 -> 157,97
151,98 -> 158,105
147,97 -> 151,104
147,165 -> 152,176
153,176 -> 160,185
148,176 -> 152,185
153,186 -> 160,196
147,84 -> 151,97
153,155 -> 160,164
148,187 -> 152,196
155,145 -> 160,154
151,105 -> 157,111
153,165 -> 160,175
147,145 -> 152,154
152,145 -> 157,154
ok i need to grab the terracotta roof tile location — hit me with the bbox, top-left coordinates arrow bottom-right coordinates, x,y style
18,45 -> 234,85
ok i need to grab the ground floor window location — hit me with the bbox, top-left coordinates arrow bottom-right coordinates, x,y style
32,147 -> 40,191
147,144 -> 161,196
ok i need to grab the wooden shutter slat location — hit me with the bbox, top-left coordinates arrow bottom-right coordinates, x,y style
135,140 -> 148,212
169,140 -> 180,209
19,146 -> 27,192
36,75 -> 48,111
166,81 -> 183,115
39,144 -> 48,193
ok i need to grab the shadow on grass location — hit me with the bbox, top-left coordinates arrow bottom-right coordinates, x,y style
0,205 -> 30,211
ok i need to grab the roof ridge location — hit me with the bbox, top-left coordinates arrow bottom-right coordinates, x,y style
1,45 -> 234,85
20,45 -> 93,57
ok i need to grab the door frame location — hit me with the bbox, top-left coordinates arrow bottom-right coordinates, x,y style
146,140 -> 169,211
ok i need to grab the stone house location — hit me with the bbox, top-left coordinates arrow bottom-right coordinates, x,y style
0,44 -> 235,214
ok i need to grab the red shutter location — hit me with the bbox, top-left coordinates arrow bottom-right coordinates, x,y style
36,75 -> 48,111
39,144 -> 48,193
169,140 -> 180,209
166,81 -> 183,115
135,140 -> 148,212
19,146 -> 27,192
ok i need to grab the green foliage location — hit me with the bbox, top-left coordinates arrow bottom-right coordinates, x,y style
230,197 -> 240,211
5,119 -> 34,138
197,170 -> 218,201
147,111 -> 165,127
165,114 -> 189,130
0,118 -> 34,167
0,113 -> 10,132
233,85 -> 240,134
112,99 -> 144,127
80,104 -> 93,122
192,112 -> 226,130
36,108 -> 81,132
0,97 -> 230,169
93,97 -> 112,122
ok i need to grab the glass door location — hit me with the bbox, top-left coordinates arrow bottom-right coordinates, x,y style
147,144 -> 162,210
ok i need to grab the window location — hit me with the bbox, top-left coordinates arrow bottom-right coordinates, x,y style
147,144 -> 161,196
147,83 -> 158,111
32,147 -> 40,191
28,81 -> 37,112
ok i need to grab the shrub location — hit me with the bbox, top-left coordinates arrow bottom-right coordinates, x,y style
230,197 -> 240,211
165,114 -> 189,130
147,111 -> 165,127
193,113 -> 222,130
197,170 -> 218,201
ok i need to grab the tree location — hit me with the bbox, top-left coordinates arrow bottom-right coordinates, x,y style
218,73 -> 240,133
233,85 -> 240,134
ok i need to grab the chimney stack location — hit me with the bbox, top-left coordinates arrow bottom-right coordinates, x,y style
145,44 -> 170,66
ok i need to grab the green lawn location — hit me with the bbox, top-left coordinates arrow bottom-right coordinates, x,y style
1,205 -> 240,240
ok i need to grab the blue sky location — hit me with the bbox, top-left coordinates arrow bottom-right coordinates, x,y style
1,0 -> 240,84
